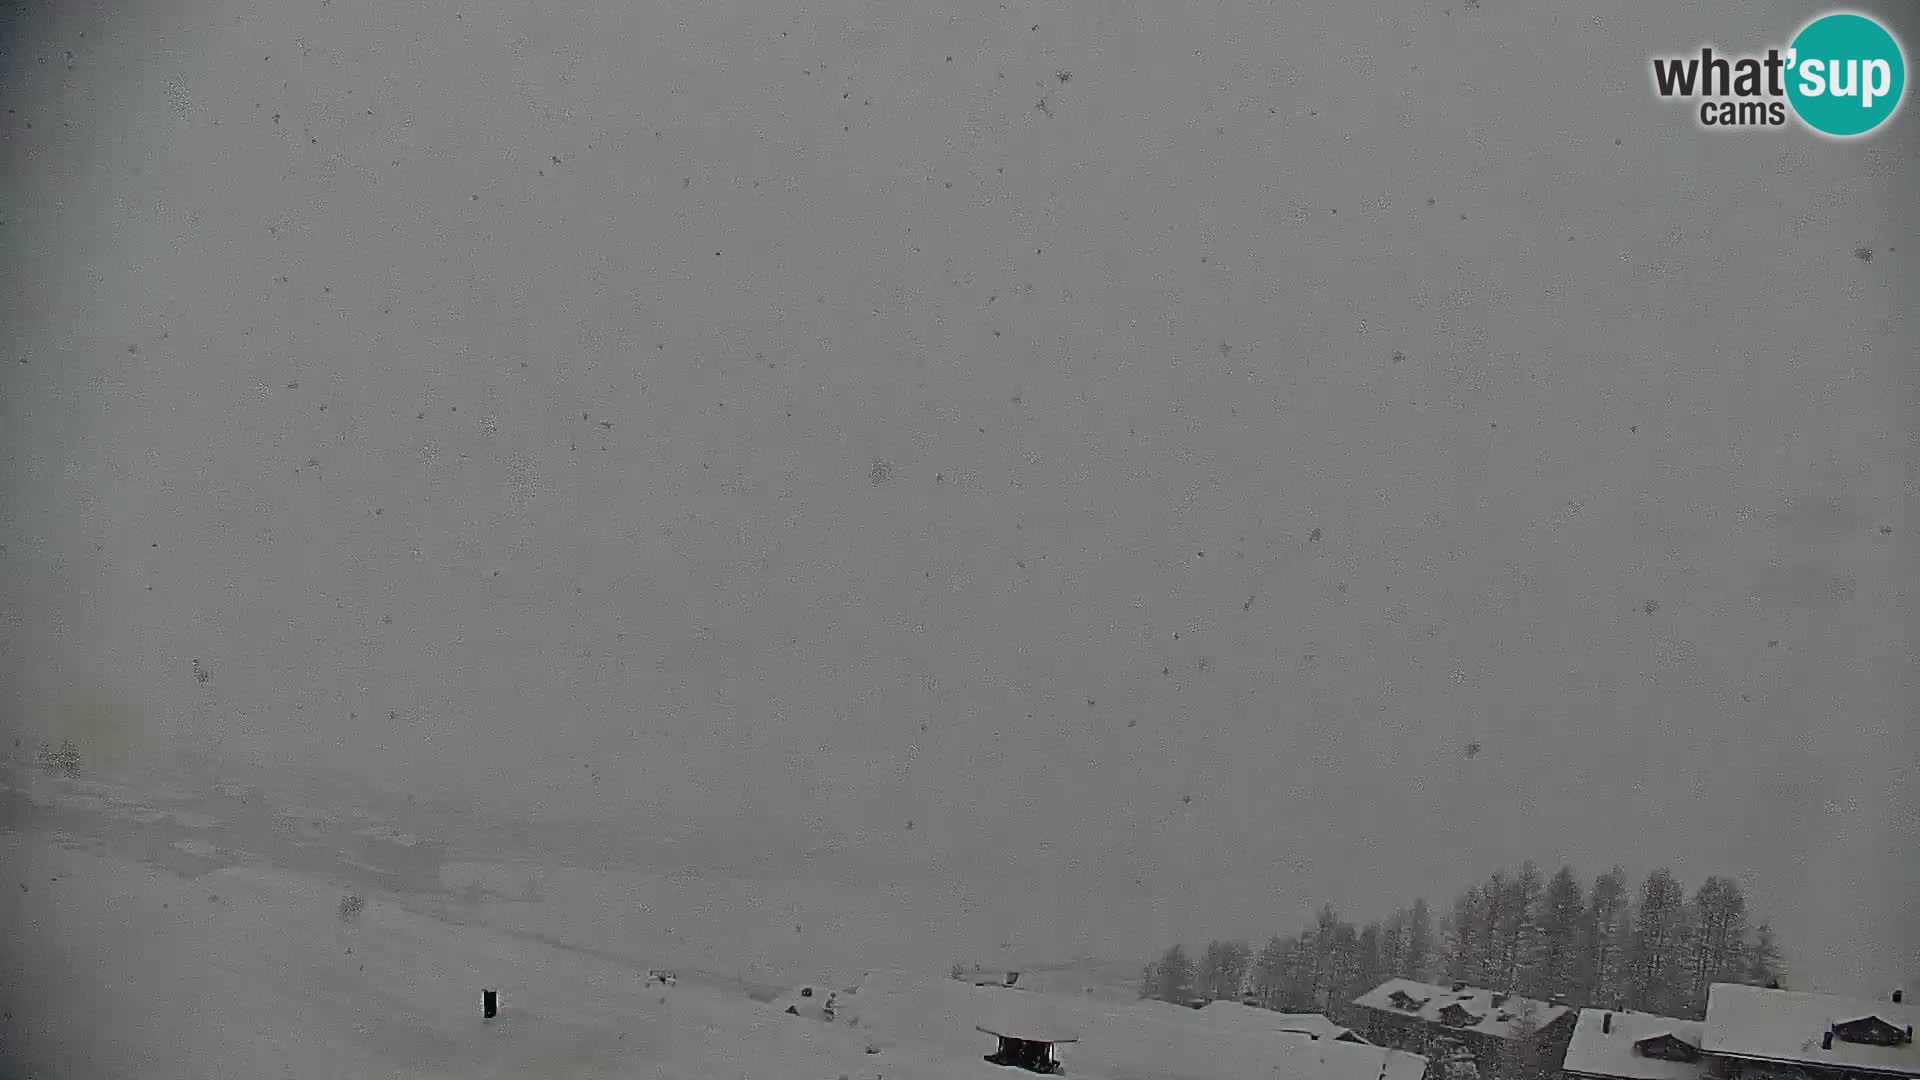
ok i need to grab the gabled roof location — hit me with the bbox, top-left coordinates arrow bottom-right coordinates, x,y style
1703,984 -> 1919,1077
974,994 -> 1083,1046
1637,1034 -> 1703,1062
1352,979 -> 1572,1041
977,1025 -> 1079,1045
1835,1017 -> 1914,1047
1563,1009 -> 1707,1080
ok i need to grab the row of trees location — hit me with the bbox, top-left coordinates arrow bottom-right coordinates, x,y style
1142,863 -> 1786,1023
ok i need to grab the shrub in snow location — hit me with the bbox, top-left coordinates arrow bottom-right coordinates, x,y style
37,740 -> 80,779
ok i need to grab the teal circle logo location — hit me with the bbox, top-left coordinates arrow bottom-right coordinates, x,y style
1787,12 -> 1906,137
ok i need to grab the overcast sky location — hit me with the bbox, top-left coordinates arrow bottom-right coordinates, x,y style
2,0 -> 1913,993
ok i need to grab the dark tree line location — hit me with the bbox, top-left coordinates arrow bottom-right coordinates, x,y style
1142,863 -> 1786,1022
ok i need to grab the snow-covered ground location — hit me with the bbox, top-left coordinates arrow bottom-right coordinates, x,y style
0,775 -> 1115,1077
0,766 -> 1150,1001
1,827 -> 994,1079
1,803 -> 1424,1079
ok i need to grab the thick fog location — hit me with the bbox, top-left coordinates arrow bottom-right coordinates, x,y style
2,0 -> 1913,1003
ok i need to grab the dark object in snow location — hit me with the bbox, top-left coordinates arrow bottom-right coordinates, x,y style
37,739 -> 81,778
483,989 -> 498,1019
979,1025 -> 1076,1075
338,894 -> 364,922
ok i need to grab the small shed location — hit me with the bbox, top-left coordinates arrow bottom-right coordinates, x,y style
978,1023 -> 1079,1075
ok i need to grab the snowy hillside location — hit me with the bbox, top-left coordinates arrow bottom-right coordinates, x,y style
1,819 -> 1430,1080
1,828 -> 1005,1079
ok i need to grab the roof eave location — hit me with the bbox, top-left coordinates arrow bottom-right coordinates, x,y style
1566,1060 -> 1704,1068
1699,1049 -> 1920,1078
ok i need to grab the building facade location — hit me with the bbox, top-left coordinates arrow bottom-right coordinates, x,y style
1354,979 -> 1578,1079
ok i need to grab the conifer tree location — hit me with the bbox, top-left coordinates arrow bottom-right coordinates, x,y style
1535,865 -> 1586,1000
1152,943 -> 1194,1003
1628,868 -> 1688,1014
1746,922 -> 1784,988
1407,898 -> 1435,981
1580,866 -> 1632,1006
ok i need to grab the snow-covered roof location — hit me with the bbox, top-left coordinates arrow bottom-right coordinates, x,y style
1352,979 -> 1572,1040
1562,1009 -> 1707,1080
1182,1026 -> 1425,1080
1702,984 -> 1919,1078
972,994 -> 1082,1044
1192,1001 -> 1364,1042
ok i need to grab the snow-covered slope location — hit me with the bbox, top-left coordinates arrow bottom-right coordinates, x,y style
3,822 -> 1426,1080
0,831 -> 990,1079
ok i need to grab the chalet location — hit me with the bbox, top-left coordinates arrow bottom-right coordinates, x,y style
1353,979 -> 1577,1077
1701,984 -> 1918,1080
979,1023 -> 1077,1075
1563,1009 -> 1708,1080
